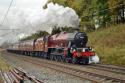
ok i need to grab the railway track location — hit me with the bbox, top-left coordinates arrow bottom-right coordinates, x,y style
0,52 -> 43,83
0,67 -> 43,83
4,52 -> 125,83
87,64 -> 125,75
23,59 -> 125,83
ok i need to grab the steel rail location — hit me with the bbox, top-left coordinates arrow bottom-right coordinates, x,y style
10,53 -> 125,83
87,64 -> 125,75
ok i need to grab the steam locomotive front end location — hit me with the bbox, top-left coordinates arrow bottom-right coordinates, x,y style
70,32 -> 99,64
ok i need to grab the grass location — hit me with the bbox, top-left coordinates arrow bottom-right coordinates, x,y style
88,24 -> 125,66
0,50 -> 11,82
0,51 -> 11,71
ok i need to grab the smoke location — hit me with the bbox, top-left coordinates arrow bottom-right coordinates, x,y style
0,2 -> 79,45
30,3 -> 79,29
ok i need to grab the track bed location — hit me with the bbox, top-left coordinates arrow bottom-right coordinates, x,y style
1,51 -> 90,83
1,51 -> 125,83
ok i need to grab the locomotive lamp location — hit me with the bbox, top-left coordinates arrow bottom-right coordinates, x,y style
89,54 -> 100,64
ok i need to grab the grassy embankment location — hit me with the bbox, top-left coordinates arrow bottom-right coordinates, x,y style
88,24 -> 125,66
0,49 -> 11,82
0,49 -> 11,71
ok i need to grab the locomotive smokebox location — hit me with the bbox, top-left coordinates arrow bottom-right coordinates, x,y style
74,32 -> 88,47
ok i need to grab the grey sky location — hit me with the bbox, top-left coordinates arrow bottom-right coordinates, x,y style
0,0 -> 79,45
0,0 -> 47,22
0,0 -> 11,6
0,0 -> 48,44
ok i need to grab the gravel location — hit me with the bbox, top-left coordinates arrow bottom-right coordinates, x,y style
0,52 -> 91,83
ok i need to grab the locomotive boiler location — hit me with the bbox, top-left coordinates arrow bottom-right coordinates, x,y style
7,31 -> 99,64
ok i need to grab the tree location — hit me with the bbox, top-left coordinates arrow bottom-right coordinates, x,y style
108,0 -> 125,24
61,26 -> 74,32
20,31 -> 49,41
117,0 -> 125,23
51,26 -> 75,35
51,26 -> 61,35
96,0 -> 111,27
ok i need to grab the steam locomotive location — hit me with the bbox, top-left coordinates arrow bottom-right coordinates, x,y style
7,31 -> 99,64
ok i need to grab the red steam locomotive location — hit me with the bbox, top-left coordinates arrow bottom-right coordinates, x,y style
7,31 -> 99,64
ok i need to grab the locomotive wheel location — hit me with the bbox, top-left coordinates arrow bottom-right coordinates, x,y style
65,58 -> 72,63
58,56 -> 63,62
65,59 -> 70,63
56,56 -> 60,62
54,56 -> 58,61
72,57 -> 78,64
61,56 -> 65,62
52,55 -> 55,61
84,57 -> 89,65
50,54 -> 53,60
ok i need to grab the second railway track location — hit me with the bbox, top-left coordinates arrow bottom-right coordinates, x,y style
2,52 -> 125,83
86,64 -> 125,75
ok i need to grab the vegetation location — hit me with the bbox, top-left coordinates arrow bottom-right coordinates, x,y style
88,24 -> 125,66
0,52 -> 11,71
45,0 -> 125,31
51,26 -> 61,35
51,26 -> 75,35
20,31 -> 49,41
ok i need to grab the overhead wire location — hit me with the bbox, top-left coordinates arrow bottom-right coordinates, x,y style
0,29 -> 20,30
0,0 -> 14,25
0,32 -> 11,37
0,0 -> 20,37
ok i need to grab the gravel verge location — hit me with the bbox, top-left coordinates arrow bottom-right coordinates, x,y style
1,51 -> 91,83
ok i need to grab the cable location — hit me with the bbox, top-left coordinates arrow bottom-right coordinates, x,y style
0,32 -> 11,37
0,25 -> 20,30
0,29 -> 20,30
1,0 -> 14,25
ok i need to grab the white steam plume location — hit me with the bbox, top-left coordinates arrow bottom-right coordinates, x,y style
0,2 -> 79,45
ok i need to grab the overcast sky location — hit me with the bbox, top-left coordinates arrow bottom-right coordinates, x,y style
0,0 -> 47,23
0,0 -> 48,44
0,0 -> 79,45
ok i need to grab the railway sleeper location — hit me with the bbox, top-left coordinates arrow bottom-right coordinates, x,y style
0,70 -> 24,83
15,67 -> 44,83
0,68 -> 44,83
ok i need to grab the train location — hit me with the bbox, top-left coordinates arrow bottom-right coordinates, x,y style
7,31 -> 99,64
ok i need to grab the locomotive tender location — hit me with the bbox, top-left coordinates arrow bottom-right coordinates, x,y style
7,31 -> 99,64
